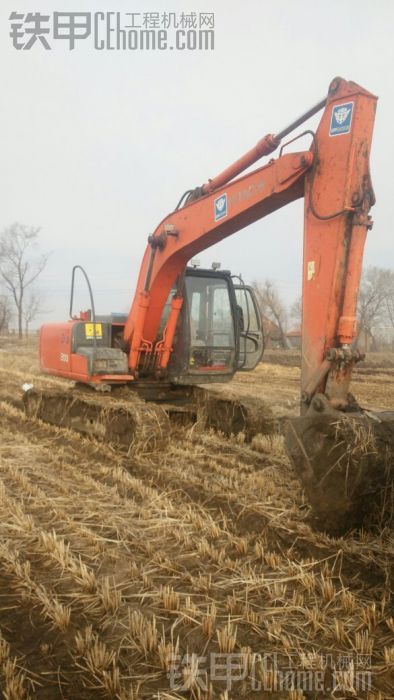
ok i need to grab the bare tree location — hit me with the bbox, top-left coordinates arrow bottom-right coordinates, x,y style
357,267 -> 394,350
253,279 -> 290,348
0,295 -> 11,334
0,224 -> 48,338
289,296 -> 302,327
23,289 -> 44,336
385,279 -> 394,331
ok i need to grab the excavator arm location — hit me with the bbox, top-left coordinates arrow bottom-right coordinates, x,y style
124,76 -> 377,415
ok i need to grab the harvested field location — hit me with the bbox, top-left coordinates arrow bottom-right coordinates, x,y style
203,352 -> 394,414
0,338 -> 393,699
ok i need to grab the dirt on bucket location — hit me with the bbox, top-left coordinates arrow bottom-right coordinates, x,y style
286,408 -> 394,533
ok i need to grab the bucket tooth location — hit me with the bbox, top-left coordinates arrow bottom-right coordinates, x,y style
286,394 -> 394,533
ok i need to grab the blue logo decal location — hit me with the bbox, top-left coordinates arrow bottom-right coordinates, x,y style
214,193 -> 227,221
330,102 -> 354,136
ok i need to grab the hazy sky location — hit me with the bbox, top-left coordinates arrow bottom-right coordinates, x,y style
1,0 -> 393,325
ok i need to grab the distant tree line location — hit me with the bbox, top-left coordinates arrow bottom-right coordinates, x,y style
253,267 -> 394,352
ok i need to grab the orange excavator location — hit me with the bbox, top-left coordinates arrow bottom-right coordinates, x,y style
34,77 -> 393,531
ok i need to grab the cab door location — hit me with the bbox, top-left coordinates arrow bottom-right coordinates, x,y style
233,285 -> 264,370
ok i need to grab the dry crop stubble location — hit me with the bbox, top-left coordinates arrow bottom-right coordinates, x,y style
0,340 -> 392,697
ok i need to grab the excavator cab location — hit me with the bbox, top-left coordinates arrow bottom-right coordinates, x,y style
39,264 -> 263,387
164,267 -> 264,384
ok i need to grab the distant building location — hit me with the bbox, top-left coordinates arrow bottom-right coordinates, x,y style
356,327 -> 374,352
0,320 -> 10,335
356,326 -> 394,352
262,316 -> 285,349
283,326 -> 394,352
286,327 -> 301,349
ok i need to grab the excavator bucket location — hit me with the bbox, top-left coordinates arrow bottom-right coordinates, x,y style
286,396 -> 394,533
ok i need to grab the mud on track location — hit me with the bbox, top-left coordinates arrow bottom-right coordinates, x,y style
0,341 -> 393,698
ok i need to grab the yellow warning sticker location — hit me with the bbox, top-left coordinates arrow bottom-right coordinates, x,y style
85,323 -> 103,339
307,261 -> 315,281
